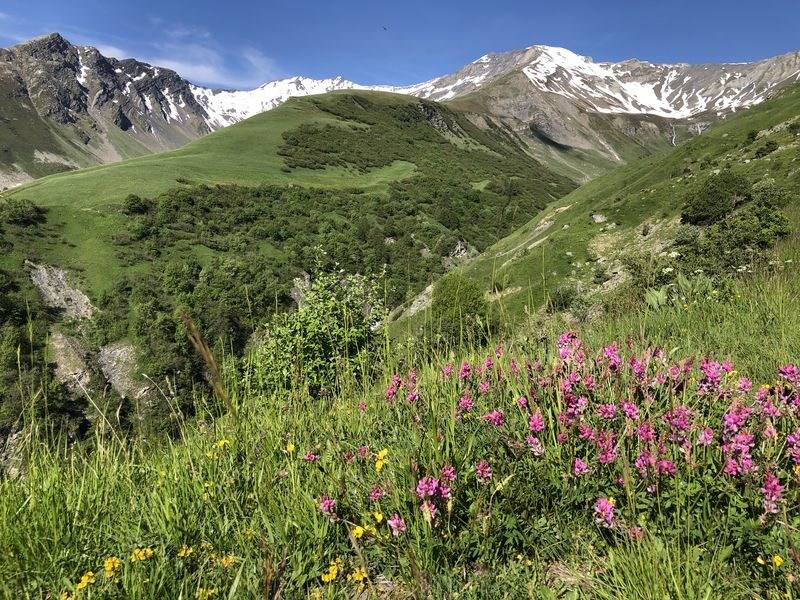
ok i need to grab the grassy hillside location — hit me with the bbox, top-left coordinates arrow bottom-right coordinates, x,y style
0,90 -> 574,432
442,82 -> 800,325
2,248 -> 799,597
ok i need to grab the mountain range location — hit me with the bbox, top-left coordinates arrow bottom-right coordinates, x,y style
2,32 -> 799,188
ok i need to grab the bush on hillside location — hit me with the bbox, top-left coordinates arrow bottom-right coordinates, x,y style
681,170 -> 750,226
0,198 -> 45,226
431,274 -> 490,345
254,267 -> 385,396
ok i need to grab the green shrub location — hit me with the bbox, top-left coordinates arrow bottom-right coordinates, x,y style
681,171 -> 750,226
431,274 -> 490,345
754,139 -> 779,158
254,268 -> 385,396
0,198 -> 45,226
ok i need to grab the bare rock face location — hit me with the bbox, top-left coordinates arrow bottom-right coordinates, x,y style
25,261 -> 95,319
98,342 -> 151,401
25,261 -> 94,319
49,330 -> 93,395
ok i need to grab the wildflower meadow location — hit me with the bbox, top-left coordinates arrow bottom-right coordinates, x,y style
2,317 -> 799,597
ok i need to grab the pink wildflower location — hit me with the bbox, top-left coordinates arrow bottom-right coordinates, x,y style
594,497 -> 615,528
761,471 -> 785,514
481,409 -> 505,426
387,513 -> 406,536
319,496 -> 336,514
573,458 -> 590,477
475,460 -> 492,483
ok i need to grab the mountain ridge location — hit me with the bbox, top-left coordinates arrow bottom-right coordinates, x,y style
1,33 -> 799,188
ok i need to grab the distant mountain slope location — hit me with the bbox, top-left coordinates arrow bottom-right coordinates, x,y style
2,34 -> 798,189
444,81 -> 800,323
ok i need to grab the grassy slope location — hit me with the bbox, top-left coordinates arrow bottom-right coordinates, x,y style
0,91 -> 570,299
4,93 -> 429,209
452,82 -> 800,322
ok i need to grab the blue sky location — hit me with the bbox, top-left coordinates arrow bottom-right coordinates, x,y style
1,0 -> 798,89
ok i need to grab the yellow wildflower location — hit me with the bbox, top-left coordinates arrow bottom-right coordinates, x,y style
608,497 -> 616,507
794,465 -> 800,476
196,588 -> 216,600
373,512 -> 383,523
130,547 -> 154,562
103,555 -> 121,580
59,593 -> 71,600
353,526 -> 365,539
365,525 -> 376,536
286,442 -> 295,453
321,562 -> 339,583
75,571 -> 95,590
245,527 -> 256,539
177,544 -> 194,558
214,439 -> 230,448
218,554 -> 236,569
375,459 -> 385,472
774,555 -> 784,567
347,566 -> 367,582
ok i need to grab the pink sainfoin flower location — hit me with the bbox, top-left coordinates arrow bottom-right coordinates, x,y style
510,359 -> 520,376
697,358 -> 724,396
637,421 -> 656,443
442,364 -> 454,379
578,424 -> 595,441
723,402 -> 754,434
303,451 -> 319,462
481,409 -> 505,426
494,345 -> 503,358
369,484 -> 387,501
459,362 -> 472,380
573,458 -> 590,477
596,430 -> 618,464
415,476 -> 440,499
635,449 -> 657,477
761,471 -> 785,514
484,357 -> 494,371
475,460 -> 492,483
604,342 -> 622,371
406,389 -> 419,403
594,498 -> 615,528
517,396 -> 528,408
441,465 -> 456,481
778,364 -> 800,385
358,446 -> 369,457
722,430 -> 757,476
479,379 -> 491,394
458,390 -> 474,412
595,403 -> 618,420
319,496 -> 336,514
656,459 -> 676,477
529,411 -> 544,432
737,377 -> 753,393
527,436 -> 544,456
697,428 -> 714,445
387,513 -> 406,536
621,401 -> 639,421
358,401 -> 366,411
787,428 -> 800,465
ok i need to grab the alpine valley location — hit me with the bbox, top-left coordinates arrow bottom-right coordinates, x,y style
2,19 -> 800,598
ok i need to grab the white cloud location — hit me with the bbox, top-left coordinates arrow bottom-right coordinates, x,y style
92,44 -> 131,59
